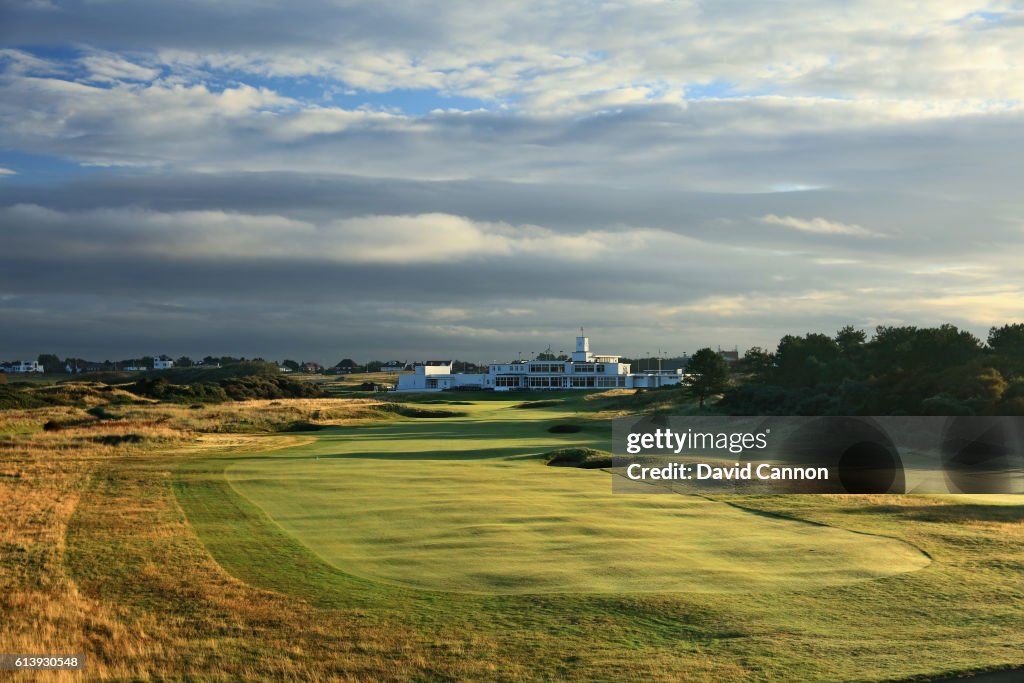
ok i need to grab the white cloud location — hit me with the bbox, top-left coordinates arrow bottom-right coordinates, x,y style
760,214 -> 884,238
79,51 -> 161,83
124,2 -> 1024,113
0,167 -> 17,176
0,48 -> 65,77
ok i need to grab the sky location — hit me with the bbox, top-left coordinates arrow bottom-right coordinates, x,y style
2,1 -> 1023,363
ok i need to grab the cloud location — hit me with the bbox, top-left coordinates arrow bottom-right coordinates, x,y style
5,68 -> 1024,197
331,213 -> 613,263
1,3 -> 1023,359
0,48 -> 65,77
760,214 -> 884,237
79,51 -> 161,83
0,168 -> 17,176
0,205 -> 615,264
6,2 -> 1024,111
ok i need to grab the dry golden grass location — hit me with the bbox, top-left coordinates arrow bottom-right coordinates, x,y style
0,398 -> 462,681
0,407 -> 185,681
75,397 -> 409,434
584,389 -> 637,401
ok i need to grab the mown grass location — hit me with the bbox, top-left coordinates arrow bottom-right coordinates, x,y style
216,401 -> 928,596
1,392 -> 1023,680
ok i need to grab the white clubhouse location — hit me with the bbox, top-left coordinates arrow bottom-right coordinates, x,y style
395,333 -> 684,392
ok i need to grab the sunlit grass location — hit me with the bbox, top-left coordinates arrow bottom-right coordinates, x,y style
0,394 -> 1021,680
226,403 -> 929,594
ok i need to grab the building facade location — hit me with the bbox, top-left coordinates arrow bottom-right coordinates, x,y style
1,360 -> 45,373
396,334 -> 684,392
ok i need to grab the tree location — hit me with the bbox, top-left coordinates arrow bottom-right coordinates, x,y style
988,323 -> 1024,355
835,325 -> 866,353
175,356 -> 193,368
37,354 -> 62,373
281,359 -> 301,372
685,347 -> 731,408
871,324 -> 980,374
774,333 -> 841,386
736,346 -> 774,380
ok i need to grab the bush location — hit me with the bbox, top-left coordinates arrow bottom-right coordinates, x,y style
545,447 -> 613,469
126,377 -> 229,403
92,434 -> 145,446
376,403 -> 467,418
124,375 -> 323,403
279,421 -> 325,432
0,386 -> 56,410
218,376 -> 322,401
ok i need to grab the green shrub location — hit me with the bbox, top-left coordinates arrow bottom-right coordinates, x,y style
126,377 -> 229,403
376,403 -> 467,418
544,447 -> 613,469
124,374 -> 323,403
0,386 -> 58,410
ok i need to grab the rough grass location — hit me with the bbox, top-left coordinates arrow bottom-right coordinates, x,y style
0,406 -> 188,681
513,399 -> 564,409
545,446 -> 613,468
74,397 -> 435,433
375,402 -> 469,418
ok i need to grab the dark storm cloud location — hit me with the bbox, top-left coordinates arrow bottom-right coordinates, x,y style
3,1 -> 446,52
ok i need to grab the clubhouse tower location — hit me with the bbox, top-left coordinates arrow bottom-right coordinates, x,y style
395,333 -> 684,392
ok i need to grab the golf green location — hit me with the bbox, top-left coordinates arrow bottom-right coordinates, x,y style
224,400 -> 930,594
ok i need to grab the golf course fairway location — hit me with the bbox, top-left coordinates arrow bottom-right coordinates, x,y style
222,399 -> 930,594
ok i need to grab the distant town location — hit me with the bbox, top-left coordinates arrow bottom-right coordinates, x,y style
0,346 -> 742,376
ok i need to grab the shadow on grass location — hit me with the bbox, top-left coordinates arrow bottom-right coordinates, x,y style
847,504 -> 1024,524
227,444 -> 608,462
307,418 -> 611,441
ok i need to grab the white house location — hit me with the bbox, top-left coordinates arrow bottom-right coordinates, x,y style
395,334 -> 684,392
153,358 -> 175,370
2,360 -> 45,373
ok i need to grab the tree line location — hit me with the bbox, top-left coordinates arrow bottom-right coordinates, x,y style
684,323 -> 1024,415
